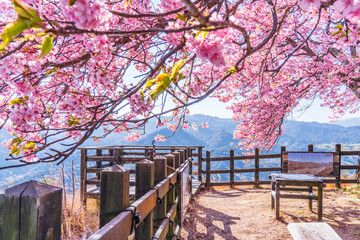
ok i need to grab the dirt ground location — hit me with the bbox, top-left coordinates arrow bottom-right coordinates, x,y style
181,185 -> 360,240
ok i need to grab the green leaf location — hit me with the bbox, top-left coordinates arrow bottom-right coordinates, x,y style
178,73 -> 186,81
40,35 -> 54,57
125,0 -> 132,7
9,98 -> 25,105
69,0 -> 77,6
11,137 -> 22,146
45,68 -> 57,76
331,30 -> 342,37
23,141 -> 36,151
227,66 -> 237,74
145,78 -> 156,89
12,0 -> 43,27
0,20 -> 31,50
149,75 -> 171,99
195,31 -> 209,46
67,115 -> 79,127
170,59 -> 184,80
9,146 -> 20,156
196,75 -> 201,82
334,24 -> 343,29
175,13 -> 187,22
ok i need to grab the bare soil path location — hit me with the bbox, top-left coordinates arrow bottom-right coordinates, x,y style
181,185 -> 360,240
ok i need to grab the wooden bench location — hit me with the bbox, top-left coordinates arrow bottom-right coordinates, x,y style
287,222 -> 342,240
270,173 -> 325,221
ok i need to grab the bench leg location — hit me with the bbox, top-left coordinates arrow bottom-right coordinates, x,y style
318,186 -> 323,221
309,186 -> 313,211
275,182 -> 280,219
271,181 -> 275,209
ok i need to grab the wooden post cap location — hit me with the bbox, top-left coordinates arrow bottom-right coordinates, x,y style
5,180 -> 62,196
102,164 -> 129,172
136,159 -> 153,165
2,180 -> 62,240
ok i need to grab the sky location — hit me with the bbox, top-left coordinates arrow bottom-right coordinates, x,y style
188,97 -> 360,123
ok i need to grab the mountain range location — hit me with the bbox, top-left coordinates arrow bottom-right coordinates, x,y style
0,115 -> 359,188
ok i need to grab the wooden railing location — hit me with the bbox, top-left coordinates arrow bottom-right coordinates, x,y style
79,145 -> 204,205
1,143 -> 359,239
88,151 -> 193,240
202,144 -> 360,187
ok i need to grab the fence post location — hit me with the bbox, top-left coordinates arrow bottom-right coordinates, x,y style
176,166 -> 182,228
165,156 -> 176,238
100,165 -> 129,228
173,152 -> 181,169
336,143 -> 341,188
198,147 -> 203,182
308,144 -> 314,152
206,151 -> 211,188
119,147 -> 124,165
230,149 -> 235,188
0,180 -> 62,240
165,154 -> 175,174
188,148 -> 193,174
280,146 -> 286,173
80,148 -> 87,205
96,149 -> 102,180
255,148 -> 260,187
135,159 -> 154,240
114,149 -> 120,165
179,149 -> 185,164
154,157 -> 167,228
145,146 -> 150,159
109,149 -> 114,166
189,148 -> 193,196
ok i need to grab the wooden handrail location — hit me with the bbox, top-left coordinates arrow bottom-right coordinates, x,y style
88,160 -> 190,240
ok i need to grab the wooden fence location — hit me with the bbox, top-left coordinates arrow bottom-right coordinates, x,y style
202,144 -> 360,187
79,145 -> 204,205
1,143 -> 359,239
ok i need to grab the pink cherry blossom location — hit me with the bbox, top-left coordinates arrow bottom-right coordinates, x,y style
155,134 -> 166,142
202,122 -> 209,128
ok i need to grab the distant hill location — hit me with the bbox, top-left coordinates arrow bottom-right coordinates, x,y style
137,128 -> 205,146
1,114 -> 360,188
332,117 -> 360,127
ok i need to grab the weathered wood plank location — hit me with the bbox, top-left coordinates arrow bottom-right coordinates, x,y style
287,223 -> 342,240
135,159 -> 154,240
230,150 -> 234,188
341,165 -> 360,169
340,151 -> 360,155
86,156 -> 115,161
80,148 -> 87,204
198,147 -> 203,182
100,165 -> 130,228
206,151 -> 211,188
1,181 -> 62,240
255,148 -> 260,187
154,157 -> 167,229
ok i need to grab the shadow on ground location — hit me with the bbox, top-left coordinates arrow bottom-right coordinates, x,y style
181,186 -> 360,240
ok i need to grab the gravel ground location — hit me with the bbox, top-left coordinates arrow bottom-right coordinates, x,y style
181,185 -> 360,240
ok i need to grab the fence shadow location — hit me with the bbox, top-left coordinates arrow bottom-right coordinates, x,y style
183,200 -> 241,240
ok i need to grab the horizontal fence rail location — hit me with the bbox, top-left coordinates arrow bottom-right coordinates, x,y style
79,145 -> 204,205
203,144 -> 360,188
88,157 -> 192,240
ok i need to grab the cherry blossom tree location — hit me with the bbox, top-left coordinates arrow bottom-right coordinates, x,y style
0,0 -> 359,168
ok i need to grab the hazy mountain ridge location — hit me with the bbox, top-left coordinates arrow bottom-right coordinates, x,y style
332,117 -> 360,127
1,115 -> 360,188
